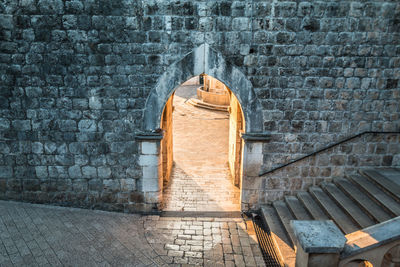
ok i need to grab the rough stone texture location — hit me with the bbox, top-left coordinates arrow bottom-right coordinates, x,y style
340,217 -> 400,267
291,220 -> 346,254
342,216 -> 400,258
291,220 -> 346,267
0,200 -> 265,266
0,1 -> 399,212
258,133 -> 400,204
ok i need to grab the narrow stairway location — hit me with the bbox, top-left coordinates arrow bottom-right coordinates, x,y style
260,168 -> 400,267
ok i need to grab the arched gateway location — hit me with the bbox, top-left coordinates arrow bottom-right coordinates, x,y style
143,43 -> 263,133
136,44 -> 269,211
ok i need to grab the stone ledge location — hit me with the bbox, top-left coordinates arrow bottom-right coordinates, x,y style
240,132 -> 271,141
341,216 -> 400,259
135,131 -> 164,141
291,220 -> 346,254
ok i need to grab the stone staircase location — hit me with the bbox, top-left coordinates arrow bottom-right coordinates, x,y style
261,168 -> 400,267
187,98 -> 229,112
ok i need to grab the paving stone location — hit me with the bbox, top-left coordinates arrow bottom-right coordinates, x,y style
164,244 -> 179,251
167,250 -> 184,257
185,251 -> 202,258
0,200 -> 264,266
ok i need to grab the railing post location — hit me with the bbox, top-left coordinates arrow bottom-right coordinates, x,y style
291,220 -> 346,267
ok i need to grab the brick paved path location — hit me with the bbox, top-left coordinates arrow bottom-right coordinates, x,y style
162,86 -> 241,212
0,201 -> 265,266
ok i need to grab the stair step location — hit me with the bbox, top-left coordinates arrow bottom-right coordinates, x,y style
309,186 -> 359,234
297,191 -> 329,220
334,178 -> 392,223
272,200 -> 296,248
321,182 -> 375,229
374,168 -> 400,186
260,205 -> 295,267
187,98 -> 229,111
349,174 -> 400,217
361,169 -> 400,200
284,196 -> 312,220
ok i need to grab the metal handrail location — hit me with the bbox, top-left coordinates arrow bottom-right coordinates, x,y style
258,131 -> 400,176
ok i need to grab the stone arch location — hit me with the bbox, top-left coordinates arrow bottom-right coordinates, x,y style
143,43 -> 263,133
138,44 -> 267,211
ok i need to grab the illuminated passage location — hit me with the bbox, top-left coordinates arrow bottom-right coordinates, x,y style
161,78 -> 242,212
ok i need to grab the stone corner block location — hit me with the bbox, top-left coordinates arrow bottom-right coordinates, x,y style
242,142 -> 263,177
144,191 -> 161,204
138,154 -> 159,167
141,141 -> 159,155
290,220 -> 346,254
138,177 -> 160,192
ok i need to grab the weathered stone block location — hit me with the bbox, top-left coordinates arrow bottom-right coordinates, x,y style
68,165 -> 82,178
12,120 -> 31,131
0,180 -> 6,192
103,179 -> 119,192
88,179 -> 102,191
65,0 -> 83,14
346,77 -> 360,89
59,120 -> 77,132
138,155 -> 159,167
141,142 -> 158,155
55,154 -> 73,166
232,17 -> 249,31
291,220 -> 345,267
0,143 -> 10,155
69,142 -> 85,154
35,166 -> 48,178
23,179 -> 41,191
97,166 -> 111,178
38,0 -> 64,14
121,178 -> 135,191
0,118 -> 10,130
129,191 -> 144,203
0,15 -> 13,29
199,17 -> 213,31
89,97 -> 102,109
44,142 -> 57,154
139,177 -> 159,192
0,166 -> 13,179
78,120 -> 97,132
90,155 -> 107,166
48,166 -> 68,178
72,179 -> 87,192
144,191 -> 161,204
72,98 -> 88,109
82,166 -> 97,178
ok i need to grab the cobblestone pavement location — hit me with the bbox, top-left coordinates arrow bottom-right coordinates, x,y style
162,85 -> 241,212
0,201 -> 265,266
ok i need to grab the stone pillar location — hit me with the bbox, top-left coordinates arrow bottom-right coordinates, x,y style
240,132 -> 270,210
135,132 -> 163,212
290,220 -> 346,267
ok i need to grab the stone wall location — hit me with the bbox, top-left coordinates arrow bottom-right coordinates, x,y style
0,0 -> 399,212
257,132 -> 400,205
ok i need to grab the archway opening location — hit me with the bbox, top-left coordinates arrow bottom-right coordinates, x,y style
159,75 -> 245,212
